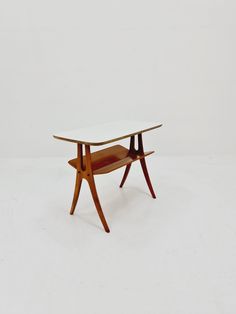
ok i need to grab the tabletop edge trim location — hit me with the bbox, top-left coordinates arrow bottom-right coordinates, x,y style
53,123 -> 163,146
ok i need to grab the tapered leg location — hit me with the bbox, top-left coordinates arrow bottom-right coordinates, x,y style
70,171 -> 83,215
68,143 -> 110,232
140,158 -> 156,198
83,145 -> 110,232
119,134 -> 156,198
119,163 -> 132,188
87,176 -> 110,233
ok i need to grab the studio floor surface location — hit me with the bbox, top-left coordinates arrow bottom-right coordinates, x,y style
0,155 -> 236,314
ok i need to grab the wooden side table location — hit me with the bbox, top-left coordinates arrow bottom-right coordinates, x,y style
53,121 -> 162,233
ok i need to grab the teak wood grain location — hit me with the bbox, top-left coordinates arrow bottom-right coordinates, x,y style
68,145 -> 154,175
67,134 -> 157,232
69,143 -> 110,232
119,134 -> 156,198
54,122 -> 162,233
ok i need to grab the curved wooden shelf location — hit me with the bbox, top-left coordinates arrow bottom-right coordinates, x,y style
68,145 -> 154,175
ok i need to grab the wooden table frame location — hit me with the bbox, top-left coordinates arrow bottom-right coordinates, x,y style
54,122 -> 162,233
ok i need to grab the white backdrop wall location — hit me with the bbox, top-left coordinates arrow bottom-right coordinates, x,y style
0,0 -> 235,157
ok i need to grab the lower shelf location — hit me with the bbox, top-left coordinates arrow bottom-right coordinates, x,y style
68,145 -> 154,175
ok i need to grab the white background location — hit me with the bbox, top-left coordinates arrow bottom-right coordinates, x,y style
0,0 -> 236,157
0,1 -> 236,314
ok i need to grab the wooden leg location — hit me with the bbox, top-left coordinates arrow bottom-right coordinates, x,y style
140,158 -> 156,199
119,136 -> 134,188
119,134 -> 156,198
84,145 -> 110,233
119,163 -> 131,188
70,171 -> 82,215
87,175 -> 110,233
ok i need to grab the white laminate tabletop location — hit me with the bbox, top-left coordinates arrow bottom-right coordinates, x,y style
53,120 -> 162,146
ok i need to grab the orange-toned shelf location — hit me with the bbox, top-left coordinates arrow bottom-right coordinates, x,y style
68,144 -> 154,175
